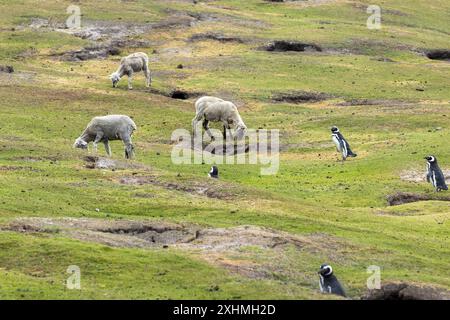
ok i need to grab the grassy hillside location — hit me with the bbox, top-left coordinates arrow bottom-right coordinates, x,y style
0,0 -> 449,299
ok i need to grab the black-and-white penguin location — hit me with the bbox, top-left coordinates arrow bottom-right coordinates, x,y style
425,155 -> 448,192
318,264 -> 347,297
331,126 -> 357,161
208,166 -> 219,178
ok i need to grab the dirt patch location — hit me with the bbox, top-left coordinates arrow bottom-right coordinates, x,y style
337,99 -> 412,107
174,138 -> 270,156
263,40 -> 322,52
27,11 -> 219,43
363,282 -> 450,300
5,218 -> 195,248
189,33 -> 245,43
425,49 -> 450,61
3,218 -> 360,280
185,11 -> 269,29
53,39 -> 151,62
400,169 -> 450,183
12,155 -> 61,163
83,156 -> 149,170
56,45 -> 121,61
0,65 -> 14,73
272,91 -> 332,103
4,219 -> 309,251
386,192 -> 450,206
0,71 -> 36,85
180,225 -> 305,251
15,47 -> 39,60
117,175 -> 234,200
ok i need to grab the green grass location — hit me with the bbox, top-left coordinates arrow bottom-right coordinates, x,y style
0,0 -> 449,299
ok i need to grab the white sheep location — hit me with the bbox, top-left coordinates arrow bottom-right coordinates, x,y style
73,115 -> 137,159
192,96 -> 247,140
110,52 -> 151,90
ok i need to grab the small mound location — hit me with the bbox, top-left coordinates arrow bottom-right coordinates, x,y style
264,40 -> 322,52
387,192 -> 450,206
272,91 -> 332,103
363,282 -> 450,300
425,49 -> 450,61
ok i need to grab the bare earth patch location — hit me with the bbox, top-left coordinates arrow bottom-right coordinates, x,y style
272,91 -> 332,103
337,99 -> 413,107
3,218 -> 354,280
386,192 -> 450,206
189,33 -> 246,44
363,282 -> 450,300
83,156 -> 150,170
400,169 -> 450,183
0,71 -> 36,85
117,175 -> 235,200
5,218 -> 194,248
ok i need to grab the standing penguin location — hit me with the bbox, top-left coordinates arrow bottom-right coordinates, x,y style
331,126 -> 357,161
208,166 -> 219,179
425,155 -> 448,192
318,264 -> 347,297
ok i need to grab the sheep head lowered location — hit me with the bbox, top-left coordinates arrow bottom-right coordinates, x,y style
73,137 -> 88,150
234,123 -> 247,140
110,72 -> 121,88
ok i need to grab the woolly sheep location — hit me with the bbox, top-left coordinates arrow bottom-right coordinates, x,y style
110,52 -> 151,90
192,96 -> 247,140
73,115 -> 137,159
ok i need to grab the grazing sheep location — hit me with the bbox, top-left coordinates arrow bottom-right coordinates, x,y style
110,52 -> 151,90
73,115 -> 137,159
192,96 -> 247,140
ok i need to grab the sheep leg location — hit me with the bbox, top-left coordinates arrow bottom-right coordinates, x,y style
103,140 -> 112,157
228,127 -> 233,140
93,132 -> 104,154
127,71 -> 133,90
222,121 -> 232,141
222,125 -> 227,140
143,64 -> 151,87
192,115 -> 202,137
123,136 -> 134,159
203,119 -> 214,141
